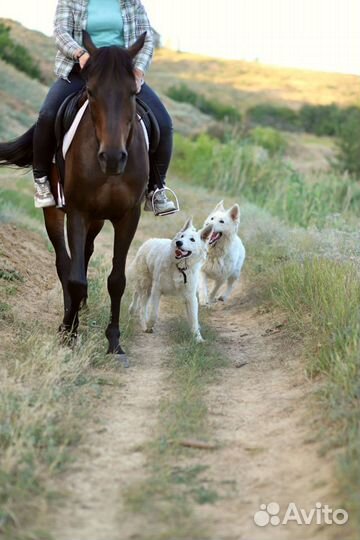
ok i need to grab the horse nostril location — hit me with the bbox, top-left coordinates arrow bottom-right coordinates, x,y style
98,151 -> 106,162
119,150 -> 128,163
176,240 -> 183,248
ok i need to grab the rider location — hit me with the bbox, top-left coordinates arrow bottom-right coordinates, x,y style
33,0 -> 177,216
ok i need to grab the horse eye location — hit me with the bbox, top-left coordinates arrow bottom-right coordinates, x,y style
219,219 -> 224,223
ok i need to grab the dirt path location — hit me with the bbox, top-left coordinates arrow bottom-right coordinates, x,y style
51,326 -> 169,540
50,279 -> 343,540
195,282 -> 342,540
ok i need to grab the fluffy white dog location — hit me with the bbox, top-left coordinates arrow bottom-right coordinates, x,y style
199,201 -> 245,304
129,219 -> 213,342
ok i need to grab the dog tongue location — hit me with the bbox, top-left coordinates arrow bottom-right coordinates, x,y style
211,232 -> 221,242
175,249 -> 184,257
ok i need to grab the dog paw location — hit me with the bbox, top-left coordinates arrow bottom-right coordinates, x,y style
144,328 -> 154,334
218,295 -> 225,302
195,334 -> 205,343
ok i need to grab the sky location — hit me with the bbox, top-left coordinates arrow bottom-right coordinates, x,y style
1,0 -> 360,74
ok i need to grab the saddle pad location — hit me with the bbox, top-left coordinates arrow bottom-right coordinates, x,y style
62,99 -> 149,159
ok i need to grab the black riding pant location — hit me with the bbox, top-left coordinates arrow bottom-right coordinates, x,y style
33,68 -> 173,190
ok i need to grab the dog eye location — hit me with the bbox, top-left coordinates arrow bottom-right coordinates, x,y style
211,217 -> 214,221
219,219 -> 224,223
190,238 -> 195,242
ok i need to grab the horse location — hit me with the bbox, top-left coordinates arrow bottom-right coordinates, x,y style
0,32 -> 149,366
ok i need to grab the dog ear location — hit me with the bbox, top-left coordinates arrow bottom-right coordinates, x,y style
200,224 -> 213,242
181,217 -> 193,231
213,200 -> 225,212
228,204 -> 240,223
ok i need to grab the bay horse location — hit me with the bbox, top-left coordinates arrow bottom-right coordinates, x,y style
0,33 -> 149,365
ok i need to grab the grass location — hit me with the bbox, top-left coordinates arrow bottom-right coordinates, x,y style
0,176 -> 136,539
269,258 -> 360,533
148,48 -> 360,110
0,178 -> 134,538
239,208 -> 360,537
125,318 -> 227,540
171,132 -> 360,228
0,253 -> 135,540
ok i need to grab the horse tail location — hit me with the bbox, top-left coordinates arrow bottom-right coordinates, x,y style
0,125 -> 35,168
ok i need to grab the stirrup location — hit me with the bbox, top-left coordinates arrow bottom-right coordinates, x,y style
152,187 -> 180,217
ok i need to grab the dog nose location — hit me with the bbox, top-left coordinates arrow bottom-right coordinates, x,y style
176,240 -> 183,248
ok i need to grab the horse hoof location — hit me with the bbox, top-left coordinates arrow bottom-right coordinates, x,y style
58,326 -> 77,348
114,354 -> 130,368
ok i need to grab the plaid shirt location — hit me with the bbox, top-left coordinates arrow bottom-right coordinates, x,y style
54,0 -> 154,79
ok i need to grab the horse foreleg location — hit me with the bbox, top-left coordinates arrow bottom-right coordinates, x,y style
63,211 -> 89,337
85,220 -> 104,275
81,220 -> 104,309
43,207 -> 72,333
106,206 -> 141,364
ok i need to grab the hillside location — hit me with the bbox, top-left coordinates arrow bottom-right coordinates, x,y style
147,48 -> 360,110
0,19 -> 216,139
0,59 -> 47,140
0,18 -> 56,85
2,18 -> 360,119
3,18 -> 360,109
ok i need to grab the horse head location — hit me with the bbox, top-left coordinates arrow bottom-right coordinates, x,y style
81,31 -> 146,175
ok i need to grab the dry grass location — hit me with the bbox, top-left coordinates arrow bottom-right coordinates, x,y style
148,49 -> 360,110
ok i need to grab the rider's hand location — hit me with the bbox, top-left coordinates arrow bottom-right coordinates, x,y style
79,52 -> 90,70
134,67 -> 144,94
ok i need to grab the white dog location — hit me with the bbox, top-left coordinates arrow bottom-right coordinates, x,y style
129,219 -> 213,342
199,201 -> 245,305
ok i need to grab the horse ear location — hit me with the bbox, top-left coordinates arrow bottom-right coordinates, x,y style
200,224 -> 213,243
128,32 -> 147,60
213,200 -> 225,212
228,204 -> 240,223
82,31 -> 97,55
181,217 -> 193,231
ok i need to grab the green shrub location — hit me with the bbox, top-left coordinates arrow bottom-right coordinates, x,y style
249,126 -> 287,155
336,108 -> 360,178
299,103 -> 342,136
172,133 -> 360,227
248,102 -> 360,138
247,104 -> 299,131
167,83 -> 241,124
0,23 -> 43,82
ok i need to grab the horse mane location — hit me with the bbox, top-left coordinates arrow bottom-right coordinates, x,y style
83,46 -> 135,83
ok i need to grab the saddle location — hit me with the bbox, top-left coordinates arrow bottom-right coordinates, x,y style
53,90 -> 160,204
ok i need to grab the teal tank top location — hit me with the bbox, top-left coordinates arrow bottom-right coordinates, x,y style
87,0 -> 125,48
